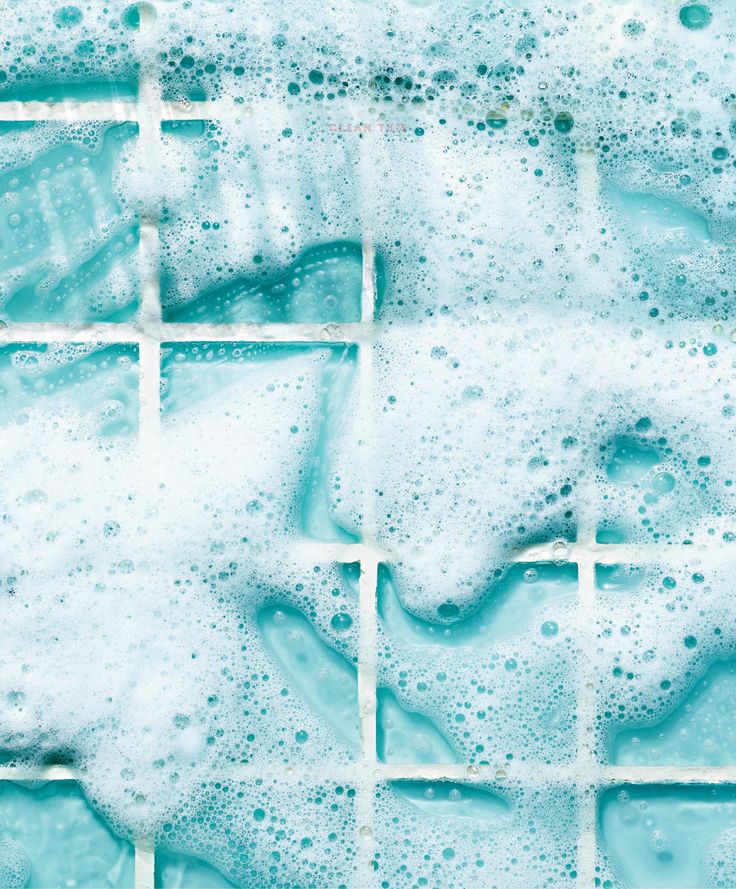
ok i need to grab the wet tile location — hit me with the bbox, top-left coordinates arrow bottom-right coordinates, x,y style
158,117 -> 371,324
155,848 -> 237,888
373,778 -> 578,889
0,4 -> 141,102
375,561 -> 579,765
0,121 -> 140,322
154,778 -> 357,889
160,341 -> 359,544
0,780 -> 135,888
595,562 -> 736,766
597,784 -> 736,889
0,342 -> 138,435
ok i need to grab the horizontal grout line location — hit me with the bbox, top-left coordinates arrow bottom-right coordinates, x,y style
0,98 -> 408,124
0,99 -> 239,122
5,762 -> 736,786
515,539 -> 727,565
0,321 -> 373,345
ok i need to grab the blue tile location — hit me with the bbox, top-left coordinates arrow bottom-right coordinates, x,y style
374,779 -> 578,888
598,785 -> 736,888
155,779 -> 357,889
0,122 -> 140,322
0,781 -> 135,888
376,561 -> 579,765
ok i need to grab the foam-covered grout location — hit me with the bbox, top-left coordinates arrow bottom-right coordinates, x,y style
3,2 -> 736,888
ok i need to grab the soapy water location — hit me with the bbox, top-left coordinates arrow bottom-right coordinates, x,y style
374,778 -> 578,888
330,316 -> 736,615
0,781 -> 134,889
598,785 -> 736,889
3,316 -> 734,884
0,343 -> 365,884
597,564 -> 736,770
1,0 -> 736,886
0,122 -> 140,322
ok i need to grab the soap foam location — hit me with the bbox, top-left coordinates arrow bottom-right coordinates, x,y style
1,0 -> 736,885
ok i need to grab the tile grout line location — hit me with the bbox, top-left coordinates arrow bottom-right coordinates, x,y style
356,237 -> 378,889
132,33 -> 161,889
0,321 -> 373,344
1,67 -> 734,889
575,146 -> 603,888
7,761 -> 736,785
134,845 -> 154,889
576,540 -> 599,886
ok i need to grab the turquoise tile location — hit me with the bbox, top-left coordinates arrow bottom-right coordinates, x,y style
154,779 -> 356,889
0,343 -> 138,436
0,122 -> 140,322
598,785 -> 736,888
155,849 -> 237,888
596,563 -> 736,767
158,118 -> 370,323
374,779 -> 578,889
0,780 -> 134,888
376,561 -> 579,765
0,5 -> 140,102
160,341 -> 359,544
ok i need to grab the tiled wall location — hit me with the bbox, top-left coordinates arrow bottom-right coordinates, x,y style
2,2 -> 736,889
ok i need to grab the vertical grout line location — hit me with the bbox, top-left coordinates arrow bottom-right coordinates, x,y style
575,544 -> 598,887
574,142 -> 602,888
361,235 -> 376,324
575,480 -> 600,889
134,20 -> 162,889
134,17 -> 162,479
137,336 -> 160,461
356,236 -> 378,888
135,67 -> 161,461
135,842 -> 155,889
357,556 -> 379,889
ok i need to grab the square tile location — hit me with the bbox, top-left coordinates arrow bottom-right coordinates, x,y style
373,778 -> 578,889
595,562 -> 736,766
158,118 -> 368,323
376,561 -> 579,765
0,122 -> 140,321
154,778 -> 357,889
0,780 -> 135,888
597,784 -> 736,889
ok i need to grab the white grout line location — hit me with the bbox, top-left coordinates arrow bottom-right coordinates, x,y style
356,555 -> 379,889
576,550 -> 599,882
0,321 -> 373,344
0,99 -> 227,122
2,70 -> 735,889
134,843 -> 155,889
4,761 -> 736,786
0,765 -> 77,781
574,149 -> 602,886
516,538 -> 718,566
356,240 -> 378,889
132,48 -> 162,889
361,236 -> 376,323
137,336 -> 160,460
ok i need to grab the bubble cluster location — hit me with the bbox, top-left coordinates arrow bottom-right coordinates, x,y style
0,121 -> 140,322
2,0 -> 736,886
0,343 -> 360,883
0,2 -> 140,101
374,779 -> 577,888
596,564 -> 736,769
